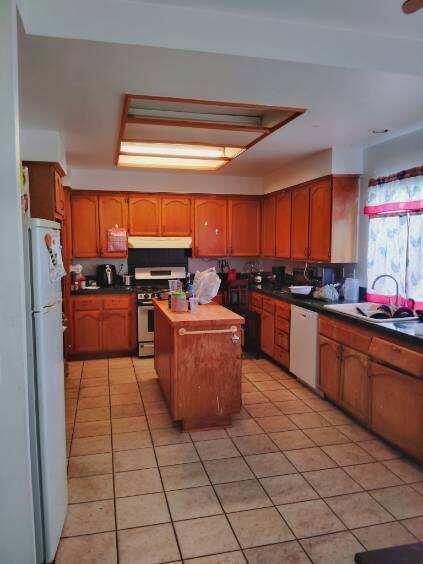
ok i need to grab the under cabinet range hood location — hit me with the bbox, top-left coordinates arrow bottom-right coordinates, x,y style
128,236 -> 192,249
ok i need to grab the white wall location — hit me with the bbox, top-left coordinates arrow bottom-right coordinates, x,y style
0,2 -> 36,562
356,128 -> 423,286
20,128 -> 67,173
66,167 -> 263,195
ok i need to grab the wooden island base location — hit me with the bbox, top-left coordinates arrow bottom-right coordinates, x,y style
153,299 -> 244,430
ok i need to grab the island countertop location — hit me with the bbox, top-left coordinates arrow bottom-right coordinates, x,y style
153,299 -> 244,328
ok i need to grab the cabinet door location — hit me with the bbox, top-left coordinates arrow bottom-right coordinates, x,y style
340,346 -> 369,423
73,310 -> 102,354
161,197 -> 191,236
370,361 -> 423,461
319,335 -> 341,401
309,178 -> 332,261
261,196 -> 275,257
194,198 -> 227,256
228,199 -> 260,256
102,310 -> 131,352
98,194 -> 128,257
128,195 -> 161,235
54,171 -> 65,218
71,195 -> 99,258
275,190 -> 291,258
260,311 -> 275,357
290,186 -> 310,260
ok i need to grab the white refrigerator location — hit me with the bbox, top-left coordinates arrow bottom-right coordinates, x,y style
29,218 -> 68,563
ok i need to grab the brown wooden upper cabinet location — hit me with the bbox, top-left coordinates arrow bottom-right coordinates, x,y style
290,185 -> 310,260
161,197 -> 191,236
128,195 -> 161,236
194,198 -> 227,257
261,195 -> 276,257
24,161 -> 66,221
98,194 -> 128,257
228,199 -> 260,256
309,178 -> 332,261
275,190 -> 291,259
71,194 -> 99,258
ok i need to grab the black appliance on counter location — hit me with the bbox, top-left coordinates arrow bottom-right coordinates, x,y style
96,264 -> 118,287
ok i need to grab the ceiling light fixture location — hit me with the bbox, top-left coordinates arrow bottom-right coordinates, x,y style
117,154 -> 227,171
120,141 -> 244,159
369,128 -> 391,135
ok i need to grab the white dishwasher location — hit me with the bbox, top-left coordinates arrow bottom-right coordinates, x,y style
290,305 -> 319,389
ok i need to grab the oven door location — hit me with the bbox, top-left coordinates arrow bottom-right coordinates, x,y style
138,304 -> 154,342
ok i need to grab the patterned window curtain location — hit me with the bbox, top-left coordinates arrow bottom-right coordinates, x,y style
365,168 -> 423,308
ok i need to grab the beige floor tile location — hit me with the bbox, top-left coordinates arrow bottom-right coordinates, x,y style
326,492 -> 394,528
118,523 -> 180,564
287,412 -> 331,429
303,467 -> 363,498
254,380 -> 283,391
232,407 -> 252,420
68,474 -> 114,503
56,532 -> 117,564
81,376 -> 108,388
116,493 -> 170,529
71,435 -> 112,456
76,406 -> 110,422
244,403 -> 282,418
303,427 -> 349,446
370,485 -> 423,519
414,482 -> 423,495
383,458 -> 423,484
147,412 -> 174,429
256,415 -> 297,433
335,424 -> 375,442
75,395 -> 110,410
215,479 -> 272,513
113,447 -> 157,472
401,515 -> 423,540
244,452 -> 296,478
302,397 -> 333,412
232,434 -> 278,456
167,485 -> 222,521
73,420 -> 111,438
113,431 -> 152,451
144,401 -> 168,415
115,468 -> 163,497
184,551 -> 245,564
111,404 -> 144,419
270,430 -> 315,451
68,452 -> 113,477
300,531 -> 364,564
151,427 -> 191,446
110,383 -> 139,395
260,473 -> 319,504
242,391 -> 269,405
352,521 -> 417,550
322,443 -> 374,466
273,400 -> 314,414
262,389 -> 298,403
174,515 -> 239,559
156,443 -> 200,466
225,419 -> 263,437
195,438 -> 239,461
244,540 -> 309,564
112,416 -> 148,434
285,447 -> 337,472
357,439 -> 400,461
79,385 -> 109,398
110,393 -> 142,407
278,499 -> 345,538
228,507 -> 293,548
344,462 -> 403,490
320,409 -> 354,426
204,457 -> 254,484
160,462 -> 210,491
62,500 -> 115,537
190,428 -> 229,442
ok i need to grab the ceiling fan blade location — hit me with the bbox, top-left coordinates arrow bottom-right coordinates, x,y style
402,0 -> 423,14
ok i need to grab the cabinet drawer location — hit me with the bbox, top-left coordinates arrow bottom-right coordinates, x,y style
275,329 -> 289,351
73,297 -> 102,311
262,296 -> 276,314
276,301 -> 290,320
273,345 -> 289,369
103,295 -> 133,310
369,337 -> 423,378
319,316 -> 372,354
275,315 -> 290,333
250,292 -> 263,311
319,316 -> 335,339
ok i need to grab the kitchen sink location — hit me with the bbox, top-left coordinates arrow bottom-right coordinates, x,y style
323,302 -> 418,323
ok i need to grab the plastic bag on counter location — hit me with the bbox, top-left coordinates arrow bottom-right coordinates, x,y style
193,267 -> 221,304
107,226 -> 127,252
313,284 -> 339,302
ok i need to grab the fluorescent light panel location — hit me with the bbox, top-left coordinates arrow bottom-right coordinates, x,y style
120,141 -> 244,159
118,154 -> 227,170
128,107 -> 261,127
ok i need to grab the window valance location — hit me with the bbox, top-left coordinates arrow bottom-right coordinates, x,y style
364,167 -> 423,216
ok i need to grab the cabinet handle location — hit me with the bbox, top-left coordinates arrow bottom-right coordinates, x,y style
304,247 -> 308,257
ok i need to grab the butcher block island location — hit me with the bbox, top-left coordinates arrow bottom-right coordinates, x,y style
153,299 -> 244,430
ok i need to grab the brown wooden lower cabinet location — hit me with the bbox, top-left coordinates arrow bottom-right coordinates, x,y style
260,310 -> 275,357
340,346 -> 370,424
70,295 -> 136,357
319,335 -> 341,402
370,361 -> 423,461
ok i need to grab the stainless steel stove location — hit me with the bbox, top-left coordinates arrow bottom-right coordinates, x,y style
135,266 -> 186,357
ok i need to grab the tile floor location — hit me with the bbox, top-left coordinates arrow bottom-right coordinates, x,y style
58,356 -> 423,563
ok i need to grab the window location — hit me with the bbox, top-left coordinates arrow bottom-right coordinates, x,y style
365,168 -> 422,308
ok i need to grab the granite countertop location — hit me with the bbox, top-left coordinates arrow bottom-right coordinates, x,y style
250,285 -> 422,345
71,286 -> 136,295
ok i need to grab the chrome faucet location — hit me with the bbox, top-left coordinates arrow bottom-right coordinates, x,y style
371,274 -> 399,306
